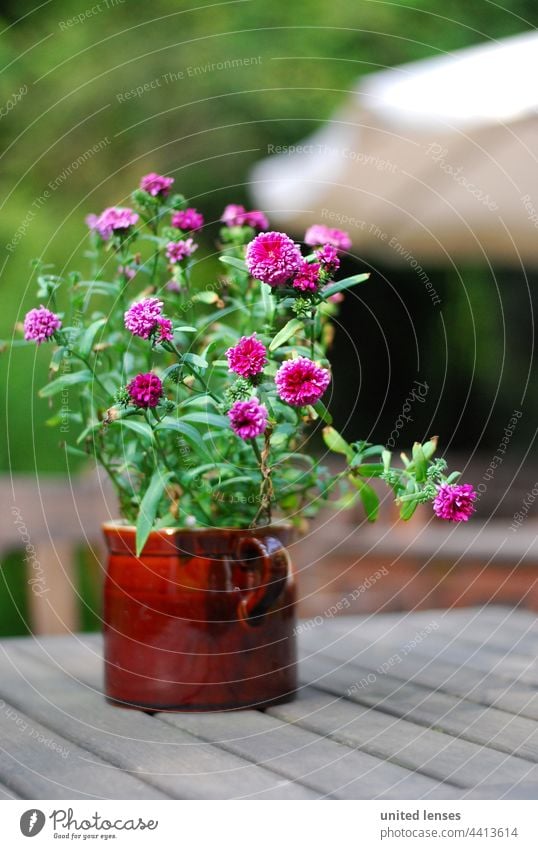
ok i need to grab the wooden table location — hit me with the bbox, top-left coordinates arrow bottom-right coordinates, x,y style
1,606 -> 538,800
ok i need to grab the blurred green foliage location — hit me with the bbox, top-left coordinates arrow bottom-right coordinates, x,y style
1,0 -> 537,473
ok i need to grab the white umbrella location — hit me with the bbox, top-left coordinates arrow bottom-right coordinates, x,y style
249,30 -> 538,266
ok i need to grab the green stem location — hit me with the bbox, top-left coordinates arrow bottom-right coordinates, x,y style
71,351 -> 110,398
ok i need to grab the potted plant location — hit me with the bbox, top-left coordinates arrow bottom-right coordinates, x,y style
17,172 -> 476,711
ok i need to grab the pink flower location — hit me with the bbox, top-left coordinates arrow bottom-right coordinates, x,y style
275,357 -> 331,406
166,239 -> 198,263
221,204 -> 246,227
118,265 -> 137,280
245,231 -> 302,287
155,316 -> 173,342
304,224 -> 351,251
433,483 -> 476,522
140,172 -> 174,197
88,207 -> 139,240
316,244 -> 340,273
242,209 -> 269,230
226,334 -> 268,378
292,261 -> 321,292
127,373 -> 164,408
124,298 -> 165,339
221,204 -> 268,230
328,292 -> 344,304
171,208 -> 204,231
23,306 -> 62,344
228,398 -> 268,440
166,280 -> 182,293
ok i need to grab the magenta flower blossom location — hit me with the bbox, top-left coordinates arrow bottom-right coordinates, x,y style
292,261 -> 321,292
226,334 -> 268,378
433,483 -> 477,522
166,239 -> 198,263
118,264 -> 137,281
87,207 -> 139,240
221,204 -> 268,230
245,231 -> 302,287
316,244 -> 340,273
228,398 -> 268,440
275,357 -> 331,407
23,306 -> 62,344
140,172 -> 174,197
171,208 -> 204,231
304,224 -> 351,251
155,316 -> 173,342
124,298 -> 172,341
242,209 -> 269,230
127,373 -> 164,408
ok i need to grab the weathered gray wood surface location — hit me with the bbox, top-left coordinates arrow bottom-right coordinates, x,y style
1,606 -> 538,800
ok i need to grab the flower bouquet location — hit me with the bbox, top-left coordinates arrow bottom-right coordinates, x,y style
18,171 -> 475,710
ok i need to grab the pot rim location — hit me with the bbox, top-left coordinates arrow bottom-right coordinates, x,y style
102,519 -> 295,535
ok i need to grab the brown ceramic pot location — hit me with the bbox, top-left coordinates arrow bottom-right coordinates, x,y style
102,522 -> 297,711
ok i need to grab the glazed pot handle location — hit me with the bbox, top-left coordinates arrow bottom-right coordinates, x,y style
237,535 -> 290,624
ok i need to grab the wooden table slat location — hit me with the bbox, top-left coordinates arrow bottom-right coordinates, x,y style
301,623 -> 538,720
268,687 -> 538,791
299,651 -> 538,765
2,607 -> 537,800
161,707 -> 450,800
0,646 -> 318,800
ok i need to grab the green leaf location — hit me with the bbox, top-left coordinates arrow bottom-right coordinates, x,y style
49,346 -> 68,373
219,255 -> 248,273
422,436 -> 438,460
350,478 -> 379,521
412,442 -> 428,482
155,418 -> 213,461
310,399 -> 333,424
136,470 -> 174,556
110,419 -> 154,443
192,291 -> 219,304
382,450 -> 392,472
322,426 -> 352,459
181,411 -> 230,429
63,443 -> 89,459
75,280 -> 119,296
322,273 -> 370,300
269,318 -> 304,351
182,352 -> 208,370
399,479 -> 418,520
400,499 -> 419,520
76,317 -> 107,358
39,370 -> 92,398
260,282 -> 275,324
353,463 -> 386,476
